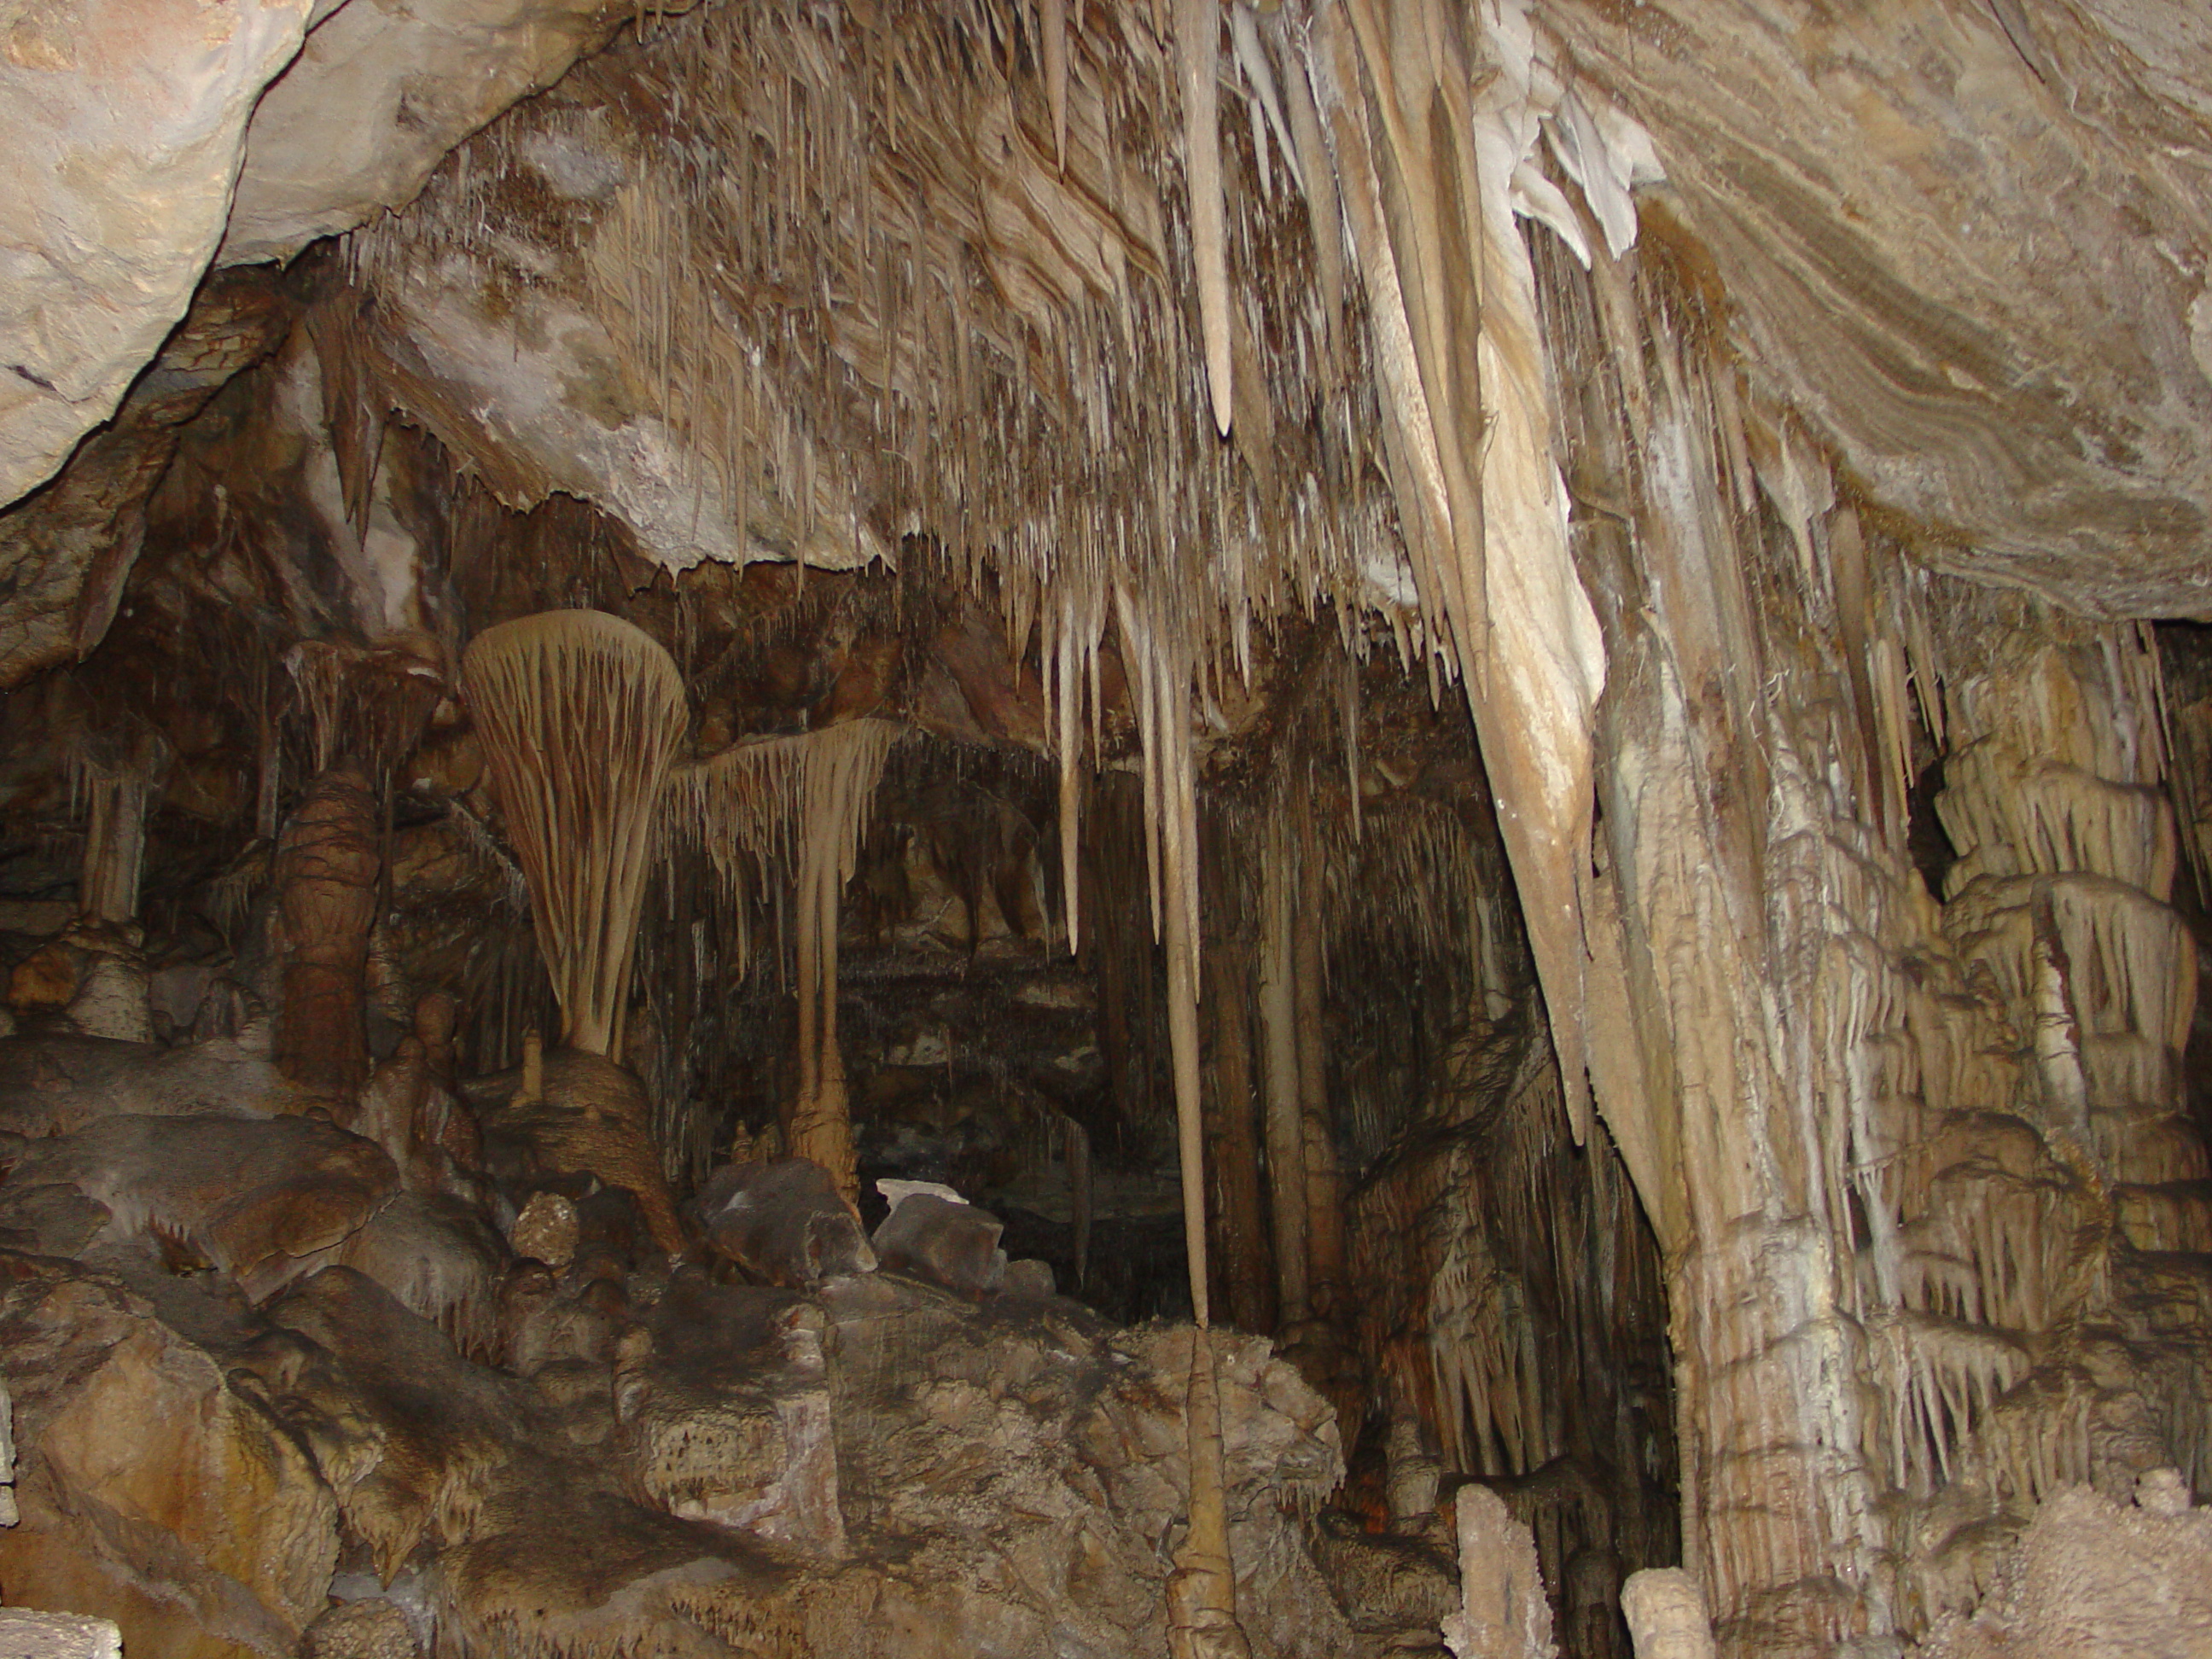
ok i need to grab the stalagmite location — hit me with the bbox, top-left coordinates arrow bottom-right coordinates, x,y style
76,764 -> 152,927
272,765 -> 381,1095
1120,585 -> 1251,1659
1621,1569 -> 1715,1659
461,612 -> 687,1057
1443,1484 -> 1556,1659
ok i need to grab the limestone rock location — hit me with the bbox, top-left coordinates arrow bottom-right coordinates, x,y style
300,1598 -> 417,1659
506,1190 -> 579,1269
255,1266 -> 517,1582
1621,1569 -> 1715,1659
1441,1485 -> 1556,1659
337,1190 -> 509,1359
1306,1510 -> 1462,1642
0,267 -> 293,684
0,0 -> 311,507
64,955 -> 152,1045
0,1035 -> 297,1137
7,1112 -> 399,1297
999,1258 -> 1057,1301
475,1051 -> 685,1255
1920,1480 -> 2212,1658
0,1610 -> 123,1659
221,0 -> 621,264
1544,0 -> 2212,614
0,1255 -> 341,1656
615,1274 -> 843,1554
696,1158 -> 875,1290
812,1281 -> 1353,1659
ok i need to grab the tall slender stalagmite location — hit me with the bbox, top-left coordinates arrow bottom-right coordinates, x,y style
1116,585 -> 1251,1659
460,611 -> 687,1057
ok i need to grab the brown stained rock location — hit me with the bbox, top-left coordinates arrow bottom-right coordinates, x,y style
255,1266 -> 520,1583
0,268 -> 294,684
0,1258 -> 340,1657
615,1274 -> 844,1555
6,1113 -> 397,1298
272,766 -> 381,1095
0,1035 -> 297,1138
337,1190 -> 510,1360
475,1051 -> 685,1257
871,1192 -> 1006,1300
7,940 -> 79,1010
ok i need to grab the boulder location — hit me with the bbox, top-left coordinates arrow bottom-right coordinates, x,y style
872,1192 -> 1004,1299
0,1255 -> 341,1658
8,1112 -> 398,1297
696,1158 -> 874,1290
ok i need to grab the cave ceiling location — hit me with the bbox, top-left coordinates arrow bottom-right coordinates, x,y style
3,0 -> 2211,691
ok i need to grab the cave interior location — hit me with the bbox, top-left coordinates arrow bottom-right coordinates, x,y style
3,2 -> 2212,1657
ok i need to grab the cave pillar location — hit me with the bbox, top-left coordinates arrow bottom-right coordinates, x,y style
271,764 -> 381,1095
1202,936 -> 1274,1334
1571,276 -> 1892,1657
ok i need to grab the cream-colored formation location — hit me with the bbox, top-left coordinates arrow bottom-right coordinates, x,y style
461,611 -> 687,1057
667,719 -> 899,1197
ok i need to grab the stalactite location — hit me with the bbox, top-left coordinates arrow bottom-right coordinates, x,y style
460,611 -> 688,1058
665,719 -> 899,1199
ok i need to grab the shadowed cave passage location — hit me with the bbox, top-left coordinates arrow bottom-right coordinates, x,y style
6,2 -> 2212,1657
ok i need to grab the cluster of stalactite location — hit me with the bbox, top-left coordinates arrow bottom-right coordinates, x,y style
1529,212 -> 2212,1655
11,2 -> 2212,1656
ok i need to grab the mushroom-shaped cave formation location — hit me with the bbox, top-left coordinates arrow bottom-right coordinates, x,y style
3,3 -> 2212,1658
